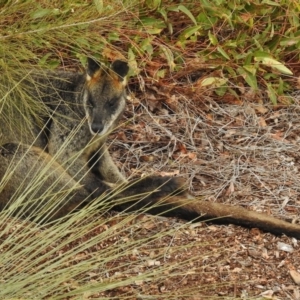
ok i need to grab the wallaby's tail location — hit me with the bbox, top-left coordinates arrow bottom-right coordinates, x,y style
169,197 -> 300,239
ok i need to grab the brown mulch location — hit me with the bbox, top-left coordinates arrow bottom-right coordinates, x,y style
98,218 -> 299,300
101,86 -> 300,299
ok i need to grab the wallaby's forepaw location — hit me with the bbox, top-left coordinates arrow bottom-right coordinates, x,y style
0,143 -> 22,156
120,175 -> 188,198
111,175 -> 192,215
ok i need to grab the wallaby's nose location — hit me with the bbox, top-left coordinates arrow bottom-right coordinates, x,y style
91,123 -> 104,134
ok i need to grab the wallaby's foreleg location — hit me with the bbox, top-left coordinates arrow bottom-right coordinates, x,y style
111,176 -> 191,215
89,145 -> 126,184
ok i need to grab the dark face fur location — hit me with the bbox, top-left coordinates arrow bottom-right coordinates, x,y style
82,59 -> 129,136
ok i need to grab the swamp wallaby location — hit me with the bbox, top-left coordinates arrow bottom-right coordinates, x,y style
0,58 -> 188,220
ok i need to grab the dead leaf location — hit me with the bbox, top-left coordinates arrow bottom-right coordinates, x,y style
117,131 -> 128,142
258,116 -> 267,127
297,76 -> 300,89
188,152 -> 197,160
278,95 -> 292,105
248,248 -> 260,258
259,290 -> 274,299
254,104 -> 269,114
290,269 -> 300,285
269,131 -> 285,141
146,259 -> 161,267
177,142 -> 187,154
240,13 -> 251,22
225,181 -> 235,196
140,155 -> 154,162
159,170 -> 180,177
277,242 -> 294,253
102,47 -> 126,60
207,225 -> 219,232
206,113 -> 214,121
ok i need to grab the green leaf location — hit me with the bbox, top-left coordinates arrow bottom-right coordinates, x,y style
140,38 -> 154,56
261,0 -> 280,6
196,12 -> 217,29
140,17 -> 165,34
107,32 -> 120,42
200,77 -> 227,87
215,86 -> 227,96
76,37 -> 90,48
38,53 -> 52,67
31,8 -> 53,19
156,68 -> 166,79
128,48 -> 136,64
237,67 -> 258,90
254,56 -> 293,75
280,37 -> 300,47
159,45 -> 175,71
266,83 -> 277,104
145,0 -> 161,10
178,5 -> 197,25
158,7 -> 167,21
94,0 -> 103,13
208,31 -> 218,45
253,51 -> 270,58
217,46 -> 230,60
47,60 -> 60,69
38,54 -> 59,69
179,25 -> 202,40
278,77 -> 284,95
243,65 -> 257,76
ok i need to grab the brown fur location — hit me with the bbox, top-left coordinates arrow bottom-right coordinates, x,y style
168,197 -> 300,238
0,143 -> 89,221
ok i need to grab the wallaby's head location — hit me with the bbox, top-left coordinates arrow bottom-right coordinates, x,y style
83,58 -> 129,136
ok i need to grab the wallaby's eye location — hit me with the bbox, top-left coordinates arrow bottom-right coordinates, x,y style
88,97 -> 95,108
108,97 -> 118,108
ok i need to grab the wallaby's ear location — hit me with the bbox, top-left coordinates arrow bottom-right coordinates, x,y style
87,57 -> 101,77
111,60 -> 129,79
